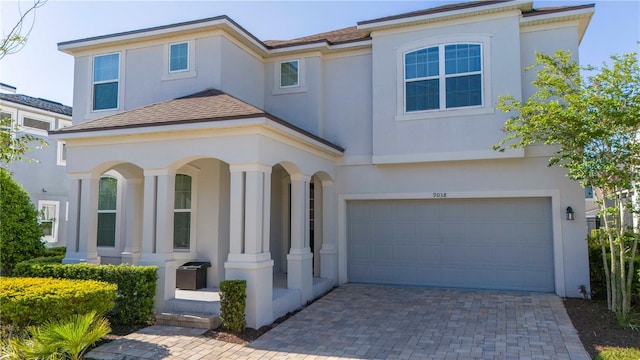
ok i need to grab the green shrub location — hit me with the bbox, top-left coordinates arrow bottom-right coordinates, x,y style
43,246 -> 66,256
219,280 -> 246,333
0,277 -> 116,327
588,235 -> 640,302
0,169 -> 45,276
12,263 -> 158,325
14,255 -> 63,271
594,347 -> 640,360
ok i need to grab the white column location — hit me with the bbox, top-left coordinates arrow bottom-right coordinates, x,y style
64,174 -> 100,264
225,163 -> 274,329
155,171 -> 176,257
121,178 -> 143,264
138,169 -> 176,312
62,177 -> 81,263
140,173 -> 158,258
287,174 -> 313,302
229,169 -> 244,255
320,180 -> 338,283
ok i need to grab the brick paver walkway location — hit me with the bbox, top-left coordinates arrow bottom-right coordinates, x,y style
86,284 -> 590,360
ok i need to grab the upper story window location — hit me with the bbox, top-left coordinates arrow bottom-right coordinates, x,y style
93,53 -> 120,111
280,60 -> 299,87
169,42 -> 189,72
404,43 -> 482,112
23,117 -> 51,131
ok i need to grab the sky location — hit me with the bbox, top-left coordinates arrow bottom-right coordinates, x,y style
1,0 -> 638,107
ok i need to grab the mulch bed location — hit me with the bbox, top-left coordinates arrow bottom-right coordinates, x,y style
564,298 -> 640,358
202,304 -> 303,344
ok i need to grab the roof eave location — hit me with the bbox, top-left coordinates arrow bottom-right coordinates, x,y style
520,5 -> 595,44
356,0 -> 531,32
49,116 -> 344,155
58,16 -> 269,56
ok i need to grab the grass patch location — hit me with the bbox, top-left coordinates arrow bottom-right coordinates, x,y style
595,347 -> 640,360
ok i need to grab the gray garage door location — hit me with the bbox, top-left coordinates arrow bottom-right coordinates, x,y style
347,198 -> 554,292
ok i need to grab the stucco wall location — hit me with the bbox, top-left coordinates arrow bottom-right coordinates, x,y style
370,13 -> 523,162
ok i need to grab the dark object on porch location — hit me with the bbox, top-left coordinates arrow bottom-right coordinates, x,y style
176,262 -> 211,290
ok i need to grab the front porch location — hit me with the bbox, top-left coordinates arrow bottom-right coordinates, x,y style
53,89 -> 343,329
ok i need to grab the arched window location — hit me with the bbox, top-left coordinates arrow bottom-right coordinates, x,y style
174,174 -> 192,249
97,176 -> 117,247
404,43 -> 482,112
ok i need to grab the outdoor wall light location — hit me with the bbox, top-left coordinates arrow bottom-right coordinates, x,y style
566,206 -> 574,221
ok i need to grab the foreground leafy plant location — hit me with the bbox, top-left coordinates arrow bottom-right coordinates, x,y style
13,311 -> 111,360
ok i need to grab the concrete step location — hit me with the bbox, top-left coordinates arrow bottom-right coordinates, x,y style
155,311 -> 221,329
165,298 -> 220,314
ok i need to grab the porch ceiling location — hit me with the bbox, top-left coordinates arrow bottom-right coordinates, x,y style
49,89 -> 343,153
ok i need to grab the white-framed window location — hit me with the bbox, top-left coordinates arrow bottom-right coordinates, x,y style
57,141 -> 67,166
93,53 -> 120,111
280,60 -> 299,88
404,43 -> 482,112
97,176 -> 118,247
173,173 -> 192,250
395,35 -> 492,121
169,42 -> 189,72
22,117 -> 51,131
38,200 -> 59,243
1,111 -> 15,139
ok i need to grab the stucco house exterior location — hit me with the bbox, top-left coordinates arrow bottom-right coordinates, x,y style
1,83 -> 72,248
51,0 -> 594,328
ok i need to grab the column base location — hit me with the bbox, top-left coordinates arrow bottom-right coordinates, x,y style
320,245 -> 338,285
287,250 -> 313,303
225,256 -> 274,329
120,251 -> 141,265
62,252 -> 100,264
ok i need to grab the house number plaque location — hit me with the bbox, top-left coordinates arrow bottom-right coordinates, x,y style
433,192 -> 447,198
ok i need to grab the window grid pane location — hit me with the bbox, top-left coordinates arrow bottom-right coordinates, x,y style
174,174 -> 192,209
406,80 -> 439,112
98,177 -> 117,211
445,44 -> 481,75
280,61 -> 299,87
93,82 -> 118,110
93,54 -> 119,82
405,47 -> 439,80
97,213 -> 116,247
170,43 -> 188,71
173,212 -> 191,249
445,74 -> 482,108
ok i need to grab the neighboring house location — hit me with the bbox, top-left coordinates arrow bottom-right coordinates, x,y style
51,0 -> 594,328
1,83 -> 72,248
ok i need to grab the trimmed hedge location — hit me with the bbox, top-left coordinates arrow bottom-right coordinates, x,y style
0,277 -> 116,327
219,280 -> 246,333
14,255 -> 64,270
12,263 -> 158,325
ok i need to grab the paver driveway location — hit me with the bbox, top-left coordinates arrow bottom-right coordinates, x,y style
87,284 -> 590,360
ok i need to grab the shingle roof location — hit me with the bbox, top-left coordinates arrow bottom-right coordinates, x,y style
357,0 -> 512,26
264,26 -> 369,48
52,89 -> 343,151
0,93 -> 72,116
522,4 -> 595,17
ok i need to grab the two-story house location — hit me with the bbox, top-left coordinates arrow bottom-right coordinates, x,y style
52,0 -> 594,328
1,83 -> 72,247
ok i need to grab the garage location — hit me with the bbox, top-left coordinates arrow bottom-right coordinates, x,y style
347,198 -> 554,292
